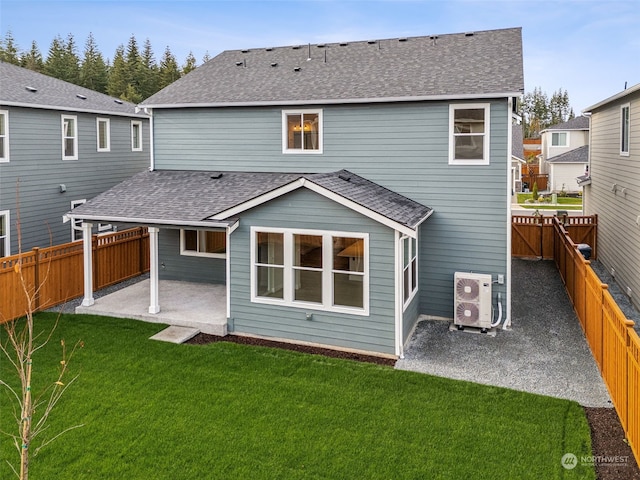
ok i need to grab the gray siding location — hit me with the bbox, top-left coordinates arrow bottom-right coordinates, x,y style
229,188 -> 397,355
0,106 -> 149,253
158,228 -> 226,283
403,294 -> 420,345
152,100 -> 509,319
585,89 -> 640,310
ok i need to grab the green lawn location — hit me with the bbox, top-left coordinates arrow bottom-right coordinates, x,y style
1,314 -> 594,479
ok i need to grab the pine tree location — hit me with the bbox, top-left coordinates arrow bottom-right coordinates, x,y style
0,30 -> 21,65
44,35 -> 67,79
182,51 -> 197,75
80,33 -> 108,93
107,45 -> 128,99
158,46 -> 181,89
20,41 -> 44,72
123,35 -> 142,101
62,33 -> 81,84
138,38 -> 158,99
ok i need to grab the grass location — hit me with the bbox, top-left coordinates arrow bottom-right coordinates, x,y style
1,313 -> 595,479
516,193 -> 583,210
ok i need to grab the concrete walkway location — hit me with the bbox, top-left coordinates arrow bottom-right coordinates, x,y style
396,258 -> 612,407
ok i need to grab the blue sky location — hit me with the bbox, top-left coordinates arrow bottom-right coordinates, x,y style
2,0 -> 639,112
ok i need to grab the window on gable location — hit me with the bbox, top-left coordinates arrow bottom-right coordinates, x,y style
252,228 -> 368,315
402,236 -> 418,306
551,132 -> 568,147
621,104 -> 630,156
282,110 -> 322,153
70,199 -> 86,241
449,104 -> 490,165
97,118 -> 110,152
180,229 -> 226,258
131,121 -> 142,151
62,115 -> 78,160
0,210 -> 9,257
0,110 -> 9,162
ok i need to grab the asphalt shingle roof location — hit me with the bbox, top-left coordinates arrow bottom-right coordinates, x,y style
545,116 -> 589,131
547,145 -> 589,163
142,27 -> 524,107
0,61 -> 143,117
512,124 -> 524,160
69,170 -> 432,230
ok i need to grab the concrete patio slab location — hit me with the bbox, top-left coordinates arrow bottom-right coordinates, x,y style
150,326 -> 200,344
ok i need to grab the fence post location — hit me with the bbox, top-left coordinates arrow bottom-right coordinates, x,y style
33,247 -> 40,312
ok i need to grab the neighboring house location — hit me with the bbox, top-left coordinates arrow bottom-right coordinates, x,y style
69,28 -> 524,356
511,124 -> 526,193
582,82 -> 640,312
0,62 -> 149,255
539,116 -> 589,193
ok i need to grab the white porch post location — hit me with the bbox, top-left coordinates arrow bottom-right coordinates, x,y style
81,222 -> 94,307
148,226 -> 160,314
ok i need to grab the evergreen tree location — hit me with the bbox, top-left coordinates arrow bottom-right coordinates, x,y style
549,88 -> 574,126
121,83 -> 143,104
182,51 -> 197,75
0,30 -> 21,64
139,38 -> 158,99
107,45 -> 128,99
20,41 -> 44,72
62,33 -> 81,84
123,34 -> 143,101
80,33 -> 108,93
44,35 -> 67,79
158,46 -> 181,89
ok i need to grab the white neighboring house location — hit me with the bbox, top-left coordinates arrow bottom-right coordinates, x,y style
539,116 -> 589,193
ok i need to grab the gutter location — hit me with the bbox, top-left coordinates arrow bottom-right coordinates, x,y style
64,213 -> 237,229
0,101 -> 149,118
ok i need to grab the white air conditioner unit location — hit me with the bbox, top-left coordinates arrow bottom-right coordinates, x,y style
454,272 -> 492,330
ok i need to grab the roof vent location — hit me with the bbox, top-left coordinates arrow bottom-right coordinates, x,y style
465,32 -> 475,37
398,38 -> 408,42
430,35 -> 439,45
25,86 -> 37,92
339,42 -> 348,47
235,61 -> 243,66
271,62 -> 278,67
241,49 -> 249,53
292,45 -> 301,50
114,99 -> 123,104
265,47 -> 273,51
76,94 -> 87,100
210,172 -> 223,179
367,40 -> 377,44
338,173 -> 352,182
317,44 -> 326,48
293,66 -> 301,72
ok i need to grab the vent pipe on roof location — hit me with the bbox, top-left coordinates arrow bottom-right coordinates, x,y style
25,86 -> 37,92
430,35 -> 438,46
307,43 -> 311,61
76,94 -> 87,100
324,49 -> 327,63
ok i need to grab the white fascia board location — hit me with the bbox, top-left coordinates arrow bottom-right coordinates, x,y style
583,82 -> 640,113
140,92 -> 522,110
0,101 -> 149,118
65,213 -> 235,229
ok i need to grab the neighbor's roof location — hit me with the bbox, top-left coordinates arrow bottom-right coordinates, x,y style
543,116 -> 590,132
67,170 -> 432,233
547,145 -> 589,164
142,27 -> 524,108
0,61 -> 146,117
583,82 -> 640,112
512,124 -> 524,161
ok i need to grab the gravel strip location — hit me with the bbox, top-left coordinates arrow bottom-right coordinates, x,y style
396,259 -> 613,407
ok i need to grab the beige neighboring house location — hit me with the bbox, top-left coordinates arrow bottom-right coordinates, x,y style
539,116 -> 589,193
582,82 -> 640,312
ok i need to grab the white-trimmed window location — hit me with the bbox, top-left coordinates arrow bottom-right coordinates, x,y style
449,104 -> 490,165
70,199 -> 86,241
251,227 -> 368,315
0,110 -> 9,162
97,117 -> 110,152
402,236 -> 418,307
0,210 -> 10,257
551,132 -> 568,147
62,115 -> 78,160
131,121 -> 142,151
621,104 -> 630,156
282,109 -> 323,153
180,229 -> 226,258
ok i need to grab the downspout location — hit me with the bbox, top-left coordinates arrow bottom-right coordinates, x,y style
504,97 -> 514,329
395,231 -> 405,358
144,107 -> 155,171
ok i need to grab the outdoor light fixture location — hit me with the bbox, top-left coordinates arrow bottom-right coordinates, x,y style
59,184 -> 66,193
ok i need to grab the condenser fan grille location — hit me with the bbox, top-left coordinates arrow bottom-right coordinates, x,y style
456,278 -> 480,301
456,302 -> 479,322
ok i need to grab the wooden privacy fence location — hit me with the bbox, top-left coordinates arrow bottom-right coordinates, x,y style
554,217 -> 639,466
512,214 -> 597,260
0,227 -> 149,323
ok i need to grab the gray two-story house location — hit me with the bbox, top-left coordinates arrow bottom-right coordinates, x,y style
0,62 -> 149,255
69,27 -> 524,357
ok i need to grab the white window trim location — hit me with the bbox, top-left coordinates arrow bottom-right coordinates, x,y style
402,236 -> 418,310
621,103 -> 630,156
71,199 -> 86,241
96,117 -> 111,152
282,109 -> 323,154
550,131 -> 569,148
0,110 -> 9,163
131,120 -> 143,151
449,103 -> 490,165
250,226 -> 369,316
61,114 -> 78,160
180,229 -> 227,259
0,210 -> 10,257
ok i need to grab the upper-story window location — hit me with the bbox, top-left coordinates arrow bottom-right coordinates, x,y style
0,210 -> 9,257
621,104 -> 630,156
180,229 -> 226,258
0,110 -> 9,162
449,104 -> 490,165
131,121 -> 142,151
551,132 -> 568,147
97,118 -> 111,152
62,115 -> 78,160
282,110 -> 323,154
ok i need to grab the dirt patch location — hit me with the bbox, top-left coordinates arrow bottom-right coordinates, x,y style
187,333 -> 638,478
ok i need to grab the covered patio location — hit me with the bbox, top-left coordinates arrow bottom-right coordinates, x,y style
76,279 -> 227,335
